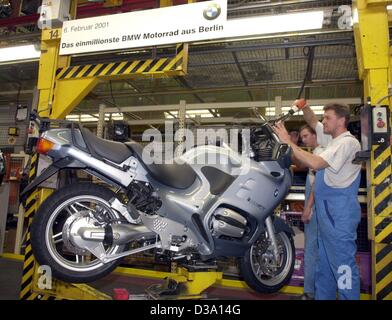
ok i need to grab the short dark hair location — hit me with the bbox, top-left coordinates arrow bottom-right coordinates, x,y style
323,103 -> 350,127
299,124 -> 316,135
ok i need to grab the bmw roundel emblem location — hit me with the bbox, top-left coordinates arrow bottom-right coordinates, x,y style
274,189 -> 279,197
203,3 -> 221,20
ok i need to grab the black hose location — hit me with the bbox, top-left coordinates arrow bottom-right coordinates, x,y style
296,46 -> 315,100
267,46 -> 316,125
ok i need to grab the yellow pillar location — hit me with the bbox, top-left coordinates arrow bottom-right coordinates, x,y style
353,0 -> 392,300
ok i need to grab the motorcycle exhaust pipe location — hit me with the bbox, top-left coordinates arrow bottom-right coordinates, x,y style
79,224 -> 156,246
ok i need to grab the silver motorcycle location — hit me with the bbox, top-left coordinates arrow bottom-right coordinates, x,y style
22,109 -> 296,294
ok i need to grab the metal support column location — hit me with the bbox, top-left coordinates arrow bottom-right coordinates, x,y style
13,203 -> 25,255
177,100 -> 186,156
275,96 -> 282,117
97,104 -> 106,138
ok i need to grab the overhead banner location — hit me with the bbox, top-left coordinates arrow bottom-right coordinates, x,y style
59,0 -> 323,55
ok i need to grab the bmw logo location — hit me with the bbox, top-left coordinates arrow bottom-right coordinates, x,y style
274,189 -> 279,197
203,3 -> 221,20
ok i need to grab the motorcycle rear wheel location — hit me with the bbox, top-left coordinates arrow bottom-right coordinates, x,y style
30,183 -> 126,283
240,231 -> 295,293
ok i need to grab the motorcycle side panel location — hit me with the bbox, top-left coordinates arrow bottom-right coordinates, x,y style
145,145 -> 291,256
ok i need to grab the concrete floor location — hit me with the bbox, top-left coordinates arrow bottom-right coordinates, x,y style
0,257 -> 298,300
0,258 -> 23,300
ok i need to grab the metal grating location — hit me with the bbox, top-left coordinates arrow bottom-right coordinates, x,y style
236,47 -> 285,61
242,58 -> 308,83
186,64 -> 245,87
315,44 -> 355,57
189,52 -> 235,65
312,57 -> 358,80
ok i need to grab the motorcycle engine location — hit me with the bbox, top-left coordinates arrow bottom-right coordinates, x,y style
127,181 -> 162,215
250,127 -> 274,161
211,208 -> 247,239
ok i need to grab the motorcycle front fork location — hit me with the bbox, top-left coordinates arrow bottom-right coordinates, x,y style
265,216 -> 280,264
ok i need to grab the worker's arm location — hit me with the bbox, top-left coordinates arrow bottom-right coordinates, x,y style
302,105 -> 319,130
293,99 -> 318,130
288,143 -> 329,170
293,99 -> 332,147
291,149 -> 313,171
307,189 -> 315,208
291,152 -> 308,171
273,122 -> 329,170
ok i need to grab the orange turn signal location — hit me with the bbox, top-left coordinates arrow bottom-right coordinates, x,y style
36,138 -> 55,155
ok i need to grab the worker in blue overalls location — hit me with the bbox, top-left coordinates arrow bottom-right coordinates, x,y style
297,125 -> 325,300
273,100 -> 362,300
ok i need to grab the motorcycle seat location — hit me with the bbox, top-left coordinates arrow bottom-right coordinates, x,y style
81,128 -> 133,164
125,141 -> 197,189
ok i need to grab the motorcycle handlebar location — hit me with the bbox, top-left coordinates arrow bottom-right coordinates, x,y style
267,105 -> 299,126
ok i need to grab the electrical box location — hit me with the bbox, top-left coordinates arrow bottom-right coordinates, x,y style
38,0 -> 71,29
354,104 -> 390,163
360,105 -> 390,150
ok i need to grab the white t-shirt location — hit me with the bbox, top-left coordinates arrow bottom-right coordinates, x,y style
315,121 -> 332,147
315,122 -> 361,188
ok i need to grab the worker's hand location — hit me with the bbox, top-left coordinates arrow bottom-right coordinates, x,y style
301,206 -> 313,224
272,121 -> 291,144
293,99 -> 308,110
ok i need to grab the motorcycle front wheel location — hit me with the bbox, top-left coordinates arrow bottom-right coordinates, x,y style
240,231 -> 295,293
30,183 -> 126,283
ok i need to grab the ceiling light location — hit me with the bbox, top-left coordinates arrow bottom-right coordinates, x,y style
66,113 -> 123,122
0,44 -> 40,64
